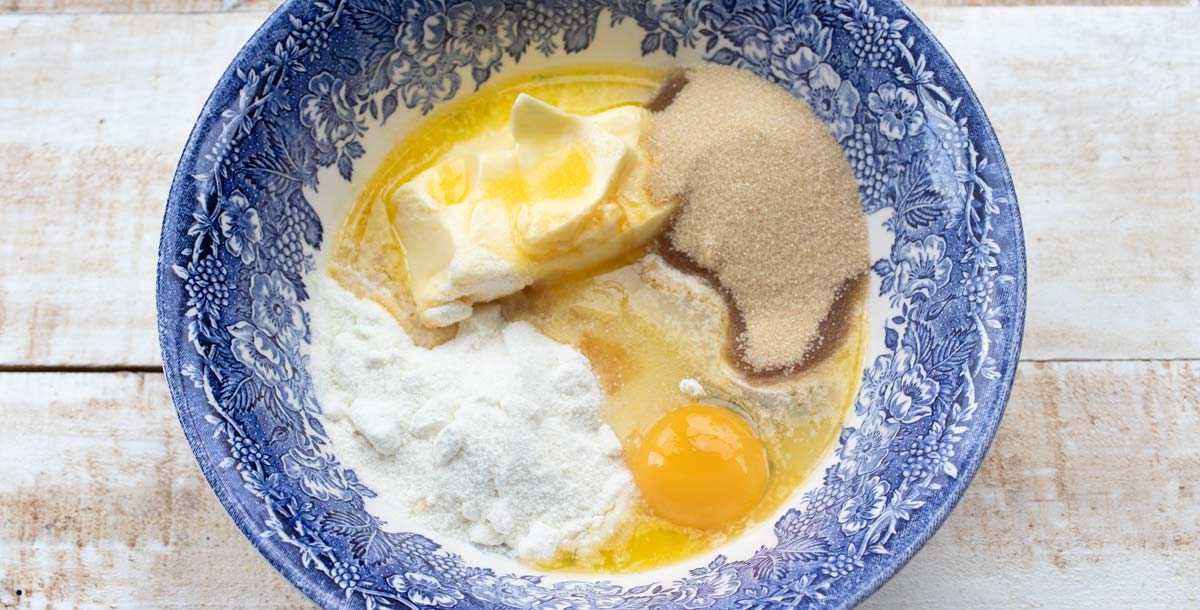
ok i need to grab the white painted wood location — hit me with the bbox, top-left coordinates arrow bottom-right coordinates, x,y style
926,6 -> 1200,361
1,8 -> 1197,366
0,14 -> 266,367
864,360 -> 1200,609
1,6 -> 1198,609
0,373 -> 310,609
1,363 -> 1195,609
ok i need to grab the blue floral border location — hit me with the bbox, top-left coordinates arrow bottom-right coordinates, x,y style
157,1 -> 1025,609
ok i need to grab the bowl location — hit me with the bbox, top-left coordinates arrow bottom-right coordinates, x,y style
157,1 -> 1025,608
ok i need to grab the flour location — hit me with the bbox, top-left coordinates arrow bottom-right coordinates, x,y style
307,275 -> 635,561
679,378 -> 705,398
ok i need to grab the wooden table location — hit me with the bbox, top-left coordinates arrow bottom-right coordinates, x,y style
1,1 -> 1197,608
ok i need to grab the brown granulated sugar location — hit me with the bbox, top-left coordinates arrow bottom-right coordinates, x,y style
646,65 -> 868,375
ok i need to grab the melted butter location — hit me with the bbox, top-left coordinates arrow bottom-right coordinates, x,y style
527,143 -> 596,200
427,158 -> 471,205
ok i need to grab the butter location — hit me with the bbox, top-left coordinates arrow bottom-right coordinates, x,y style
391,94 -> 672,327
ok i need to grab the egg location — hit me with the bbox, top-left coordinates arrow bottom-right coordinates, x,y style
628,404 -> 769,529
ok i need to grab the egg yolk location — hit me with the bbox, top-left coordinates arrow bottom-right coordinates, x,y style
628,404 -> 769,529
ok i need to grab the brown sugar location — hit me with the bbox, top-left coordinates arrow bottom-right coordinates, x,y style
645,65 -> 869,375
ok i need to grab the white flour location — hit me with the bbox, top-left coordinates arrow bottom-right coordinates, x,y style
679,378 -> 706,398
306,275 -> 635,561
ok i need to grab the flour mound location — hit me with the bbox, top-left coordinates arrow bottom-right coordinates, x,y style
308,275 -> 634,561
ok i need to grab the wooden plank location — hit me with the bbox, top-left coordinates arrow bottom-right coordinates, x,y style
2,0 -> 279,13
1,8 -> 1197,367
928,7 -> 1200,361
0,372 -> 310,609
1,362 -> 1196,608
865,360 -> 1200,609
2,0 -> 1193,16
0,14 -> 266,367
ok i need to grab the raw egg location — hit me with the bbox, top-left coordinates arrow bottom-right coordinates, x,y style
628,404 -> 769,529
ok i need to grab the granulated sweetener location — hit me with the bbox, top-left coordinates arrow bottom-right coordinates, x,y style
647,65 -> 869,374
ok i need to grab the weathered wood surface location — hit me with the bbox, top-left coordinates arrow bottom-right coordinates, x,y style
2,0 -> 278,13
1,363 -> 1195,609
1,7 -> 1197,367
0,373 -> 310,609
1,4 -> 1198,610
863,360 -> 1200,609
931,6 -> 1200,362
0,14 -> 264,368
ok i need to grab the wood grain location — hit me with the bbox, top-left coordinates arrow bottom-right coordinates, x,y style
0,14 -> 265,368
864,360 -> 1200,609
2,0 -> 279,13
1,8 -> 1197,367
0,373 -> 310,609
930,7 -> 1200,362
1,362 -> 1195,608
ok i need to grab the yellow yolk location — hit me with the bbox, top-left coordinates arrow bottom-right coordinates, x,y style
628,404 -> 769,529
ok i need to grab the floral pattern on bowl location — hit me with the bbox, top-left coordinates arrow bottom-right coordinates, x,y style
157,1 -> 1026,609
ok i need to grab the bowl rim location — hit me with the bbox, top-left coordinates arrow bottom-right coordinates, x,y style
828,2 -> 1026,606
156,1 -> 1027,608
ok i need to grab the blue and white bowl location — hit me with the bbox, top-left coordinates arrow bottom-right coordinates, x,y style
157,1 -> 1025,608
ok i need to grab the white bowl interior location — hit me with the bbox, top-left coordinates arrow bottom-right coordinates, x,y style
305,22 -> 897,583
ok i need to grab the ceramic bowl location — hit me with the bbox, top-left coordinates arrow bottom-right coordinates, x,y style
157,1 -> 1025,608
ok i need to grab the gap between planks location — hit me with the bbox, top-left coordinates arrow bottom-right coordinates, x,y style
3,358 -> 1200,374
0,364 -> 164,373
